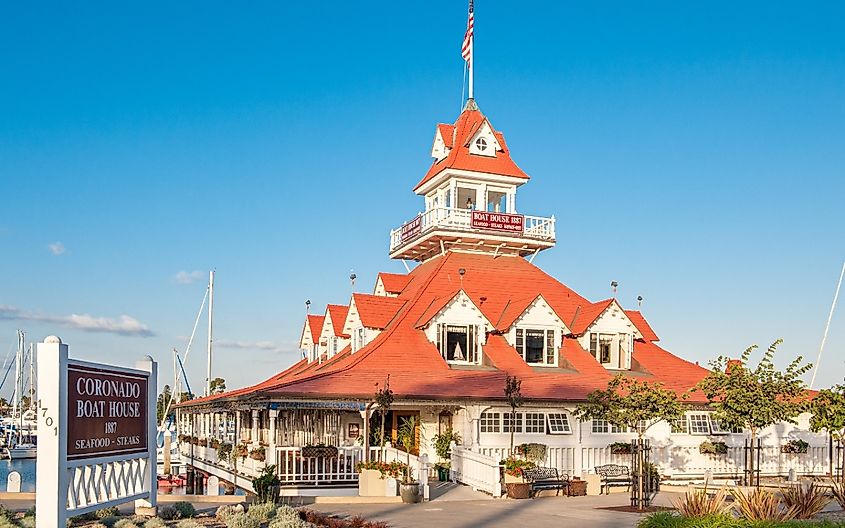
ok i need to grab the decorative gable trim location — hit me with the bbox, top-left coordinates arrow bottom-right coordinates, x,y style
582,299 -> 642,339
431,127 -> 451,162
467,120 -> 502,157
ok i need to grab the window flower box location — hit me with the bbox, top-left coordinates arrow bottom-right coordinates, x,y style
608,442 -> 633,455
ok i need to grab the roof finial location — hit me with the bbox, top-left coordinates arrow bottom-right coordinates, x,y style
461,0 -> 475,102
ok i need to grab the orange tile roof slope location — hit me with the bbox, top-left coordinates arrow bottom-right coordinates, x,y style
326,304 -> 349,337
352,293 -> 406,329
414,106 -> 529,192
183,252 -> 711,405
377,272 -> 413,294
568,299 -> 614,335
626,310 -> 660,342
307,314 -> 325,342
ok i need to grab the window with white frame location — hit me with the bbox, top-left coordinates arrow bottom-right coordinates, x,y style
524,412 -> 545,433
547,413 -> 572,434
688,413 -> 711,435
353,327 -> 366,352
709,417 -> 742,434
436,324 -> 479,364
589,333 -> 614,364
503,412 -> 523,433
515,328 -> 557,365
330,336 -> 339,357
671,417 -> 689,434
592,419 -> 627,434
480,411 -> 500,433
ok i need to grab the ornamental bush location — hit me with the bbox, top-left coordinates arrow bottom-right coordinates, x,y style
143,519 -> 167,528
247,502 -> 277,522
172,501 -> 196,519
157,505 -> 181,520
225,512 -> 260,528
113,520 -> 139,528
355,460 -> 408,479
175,520 -> 201,528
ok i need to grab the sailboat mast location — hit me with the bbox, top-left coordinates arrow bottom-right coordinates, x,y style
11,330 -> 23,418
206,270 -> 214,397
27,343 -> 34,411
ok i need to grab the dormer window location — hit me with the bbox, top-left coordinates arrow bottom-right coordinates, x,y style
515,328 -> 557,366
589,333 -> 613,364
436,324 -> 480,364
352,327 -> 366,352
474,137 -> 488,152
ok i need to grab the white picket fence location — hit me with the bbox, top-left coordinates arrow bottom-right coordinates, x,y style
451,445 -> 502,496
474,444 -> 831,480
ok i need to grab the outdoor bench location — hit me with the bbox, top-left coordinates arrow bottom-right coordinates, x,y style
594,464 -> 631,494
521,467 -> 570,498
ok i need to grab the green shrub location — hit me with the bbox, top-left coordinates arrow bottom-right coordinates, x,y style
19,517 -> 36,528
113,520 -> 139,528
225,512 -> 260,528
247,502 -> 277,522
172,501 -> 196,519
0,505 -> 12,521
157,505 -> 181,520
269,516 -> 308,528
732,487 -> 797,522
0,518 -> 18,528
143,518 -> 167,528
99,516 -> 121,527
274,505 -> 303,524
176,520 -> 201,528
95,507 -> 121,519
252,465 -> 280,503
23,506 -> 35,519
216,504 -> 245,522
781,483 -> 831,519
673,486 -> 730,518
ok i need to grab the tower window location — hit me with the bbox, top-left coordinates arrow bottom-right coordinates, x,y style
474,137 -> 488,152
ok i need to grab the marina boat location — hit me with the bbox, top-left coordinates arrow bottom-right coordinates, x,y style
0,331 -> 37,460
3,443 -> 37,460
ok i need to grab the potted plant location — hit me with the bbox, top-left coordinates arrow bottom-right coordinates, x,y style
608,441 -> 633,455
500,456 -> 535,499
216,442 -> 233,464
252,464 -> 280,503
302,444 -> 339,458
699,440 -> 728,455
397,416 -> 421,503
515,443 -> 547,465
249,446 -> 266,461
782,439 -> 809,454
198,438 -> 208,448
355,460 -> 406,497
210,438 -> 221,449
432,429 -> 461,481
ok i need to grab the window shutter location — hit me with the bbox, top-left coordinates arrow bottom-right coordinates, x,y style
546,330 -> 555,364
516,328 -> 524,355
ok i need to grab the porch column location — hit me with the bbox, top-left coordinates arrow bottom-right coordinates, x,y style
267,409 -> 279,466
235,411 -> 241,443
251,409 -> 260,446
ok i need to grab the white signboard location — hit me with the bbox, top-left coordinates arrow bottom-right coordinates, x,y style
36,336 -> 157,527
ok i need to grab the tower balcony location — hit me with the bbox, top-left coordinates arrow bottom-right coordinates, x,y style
389,207 -> 556,262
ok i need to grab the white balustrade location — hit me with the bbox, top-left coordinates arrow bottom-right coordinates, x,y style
275,446 -> 362,485
390,207 -> 556,250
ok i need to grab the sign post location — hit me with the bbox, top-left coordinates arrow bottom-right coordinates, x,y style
36,336 -> 157,527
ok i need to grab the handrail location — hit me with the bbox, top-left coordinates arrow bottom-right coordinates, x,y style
390,207 -> 556,251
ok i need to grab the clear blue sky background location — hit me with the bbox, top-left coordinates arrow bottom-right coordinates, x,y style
1,1 -> 843,398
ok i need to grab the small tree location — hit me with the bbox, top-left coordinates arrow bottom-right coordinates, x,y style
374,376 -> 394,449
504,375 -> 524,453
810,382 -> 845,482
209,377 -> 226,394
575,373 -> 686,509
696,339 -> 811,486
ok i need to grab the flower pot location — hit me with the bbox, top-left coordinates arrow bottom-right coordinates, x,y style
400,482 -> 421,503
506,482 -> 530,499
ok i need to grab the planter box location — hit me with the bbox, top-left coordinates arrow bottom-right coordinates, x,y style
504,473 -> 525,484
506,482 -> 530,499
358,469 -> 399,497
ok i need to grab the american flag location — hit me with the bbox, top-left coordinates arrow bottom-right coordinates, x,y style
461,0 -> 474,65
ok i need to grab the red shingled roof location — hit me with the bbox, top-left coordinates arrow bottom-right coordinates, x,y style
377,272 -> 413,295
180,252 -> 711,407
326,304 -> 349,338
626,310 -> 659,342
352,293 -> 406,329
306,315 -> 324,343
414,106 -> 529,192
568,299 -> 615,335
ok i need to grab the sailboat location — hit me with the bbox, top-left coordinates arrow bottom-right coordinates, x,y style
1,330 -> 37,459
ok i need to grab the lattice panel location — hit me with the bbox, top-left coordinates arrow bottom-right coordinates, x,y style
67,456 -> 148,511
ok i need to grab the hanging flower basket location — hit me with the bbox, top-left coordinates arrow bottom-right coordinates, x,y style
781,439 -> 809,454
608,442 -> 633,455
699,441 -> 728,455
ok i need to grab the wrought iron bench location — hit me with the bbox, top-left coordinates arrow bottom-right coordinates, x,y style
521,467 -> 570,498
595,464 -> 631,495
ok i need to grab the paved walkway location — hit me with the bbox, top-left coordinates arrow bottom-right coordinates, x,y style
313,491 -> 682,528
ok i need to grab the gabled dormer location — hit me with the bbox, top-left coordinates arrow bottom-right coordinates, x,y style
431,124 -> 454,162
417,290 -> 490,365
498,295 -> 569,367
570,299 -> 641,370
343,293 -> 406,353
467,119 -> 502,157
374,272 -> 412,297
319,304 -> 350,360
299,314 -> 324,362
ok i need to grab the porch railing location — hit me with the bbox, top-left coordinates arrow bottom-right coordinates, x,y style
390,207 -> 556,251
275,446 -> 362,485
451,444 -> 502,496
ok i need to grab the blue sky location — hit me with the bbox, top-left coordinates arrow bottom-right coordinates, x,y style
1,1 -> 844,397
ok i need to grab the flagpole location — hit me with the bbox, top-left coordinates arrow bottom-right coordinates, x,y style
468,2 -> 474,100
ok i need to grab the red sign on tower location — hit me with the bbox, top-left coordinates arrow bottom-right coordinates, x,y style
470,211 -> 525,233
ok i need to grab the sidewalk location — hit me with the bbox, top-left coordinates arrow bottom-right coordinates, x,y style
311,491 -> 682,528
